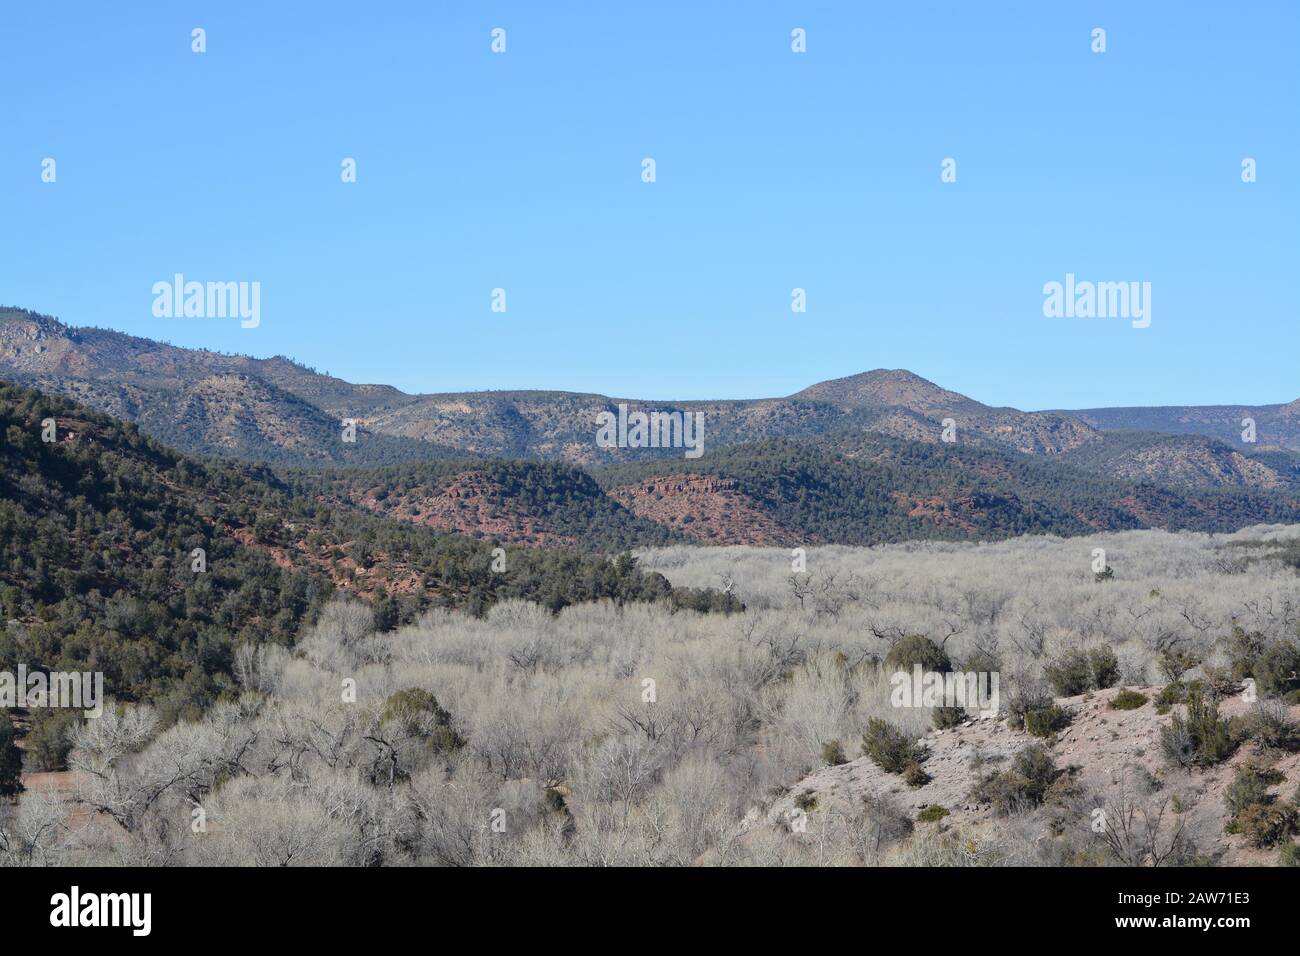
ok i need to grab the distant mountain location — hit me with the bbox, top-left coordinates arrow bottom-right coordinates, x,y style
794,370 -> 1098,455
1058,431 -> 1300,491
0,308 -> 443,465
1057,400 -> 1300,452
0,309 -> 404,412
3,305 -> 1297,516
792,368 -> 986,415
2,307 -> 1101,465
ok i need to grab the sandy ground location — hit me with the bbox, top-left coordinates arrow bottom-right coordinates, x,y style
768,685 -> 1300,865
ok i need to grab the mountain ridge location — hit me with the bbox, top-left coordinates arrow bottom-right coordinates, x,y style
3,306 -> 1298,491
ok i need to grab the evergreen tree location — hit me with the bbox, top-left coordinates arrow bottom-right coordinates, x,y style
0,717 -> 24,799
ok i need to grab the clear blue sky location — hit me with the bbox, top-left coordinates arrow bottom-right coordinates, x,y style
2,1 -> 1296,408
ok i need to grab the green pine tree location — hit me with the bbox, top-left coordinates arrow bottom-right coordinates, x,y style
0,717 -> 24,799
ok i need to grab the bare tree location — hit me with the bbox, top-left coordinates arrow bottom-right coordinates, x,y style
1101,767 -> 1200,867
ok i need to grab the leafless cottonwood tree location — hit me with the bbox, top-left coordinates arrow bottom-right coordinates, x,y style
10,525 -> 1297,867
1101,767 -> 1201,867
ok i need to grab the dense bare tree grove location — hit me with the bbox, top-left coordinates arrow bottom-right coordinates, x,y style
4,524 -> 1300,866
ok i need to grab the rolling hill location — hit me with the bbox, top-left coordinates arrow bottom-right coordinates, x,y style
0,308 -> 447,465
0,380 -> 737,718
319,432 -> 1300,549
1058,399 -> 1300,452
305,457 -> 686,551
5,305 -> 1300,551
592,433 -> 1300,546
1057,431 -> 1300,491
0,307 -> 1106,465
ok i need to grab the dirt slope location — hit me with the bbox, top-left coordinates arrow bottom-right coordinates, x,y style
770,685 -> 1300,866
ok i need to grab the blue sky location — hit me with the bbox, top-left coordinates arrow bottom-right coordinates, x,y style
2,1 -> 1296,408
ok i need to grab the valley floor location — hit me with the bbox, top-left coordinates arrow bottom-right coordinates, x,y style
4,524 -> 1300,866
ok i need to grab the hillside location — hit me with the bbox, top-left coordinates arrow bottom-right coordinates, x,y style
772,684 -> 1300,867
1060,399 -> 1300,452
5,305 -> 1299,540
0,308 -> 443,465
0,381 -> 737,719
593,433 -> 1300,546
304,458 -> 686,551
1059,432 -> 1300,491
296,432 -> 1300,550
0,308 -> 1104,465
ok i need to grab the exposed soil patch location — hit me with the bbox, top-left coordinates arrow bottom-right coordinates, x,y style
771,685 -> 1300,865
610,475 -> 807,546
889,492 -> 984,533
351,472 -> 578,548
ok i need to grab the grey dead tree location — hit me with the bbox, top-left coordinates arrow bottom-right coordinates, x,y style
1012,606 -> 1049,658
865,619 -> 907,646
1101,768 -> 1198,867
788,574 -> 813,611
0,789 -> 70,866
936,618 -> 965,652
962,587 -> 1009,626
1177,598 -> 1215,635
811,571 -> 865,618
